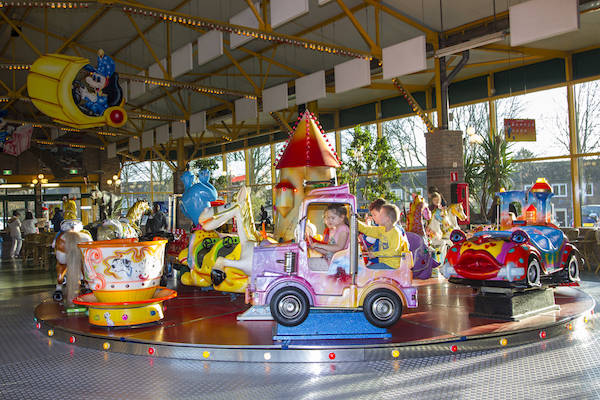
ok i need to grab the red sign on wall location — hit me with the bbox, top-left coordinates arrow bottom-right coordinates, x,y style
450,171 -> 458,182
504,118 -> 536,142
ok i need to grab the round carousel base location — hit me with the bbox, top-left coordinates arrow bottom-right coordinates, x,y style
34,279 -> 595,362
72,288 -> 177,327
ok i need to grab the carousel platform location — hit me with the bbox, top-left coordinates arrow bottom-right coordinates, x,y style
33,278 -> 594,363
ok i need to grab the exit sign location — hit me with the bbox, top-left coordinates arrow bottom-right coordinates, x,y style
2,169 -> 12,175
69,169 -> 78,175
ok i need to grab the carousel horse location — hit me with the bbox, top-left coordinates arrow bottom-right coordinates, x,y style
186,186 -> 268,293
427,203 -> 467,263
90,185 -> 120,220
52,199 -> 93,304
406,194 -> 431,237
406,232 -> 440,279
96,199 -> 149,240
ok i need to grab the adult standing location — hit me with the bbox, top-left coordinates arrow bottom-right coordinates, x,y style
8,211 -> 22,258
51,207 -> 64,232
146,203 -> 167,234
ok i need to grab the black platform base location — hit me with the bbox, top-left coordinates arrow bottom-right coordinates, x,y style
471,287 -> 560,321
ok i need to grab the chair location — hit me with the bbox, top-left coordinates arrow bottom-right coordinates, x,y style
22,234 -> 40,264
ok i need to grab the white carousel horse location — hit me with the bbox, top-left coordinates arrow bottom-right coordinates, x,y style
197,186 -> 262,278
97,200 -> 149,240
53,200 -> 93,304
427,203 -> 467,262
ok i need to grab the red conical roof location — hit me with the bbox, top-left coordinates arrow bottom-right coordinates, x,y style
275,110 -> 340,169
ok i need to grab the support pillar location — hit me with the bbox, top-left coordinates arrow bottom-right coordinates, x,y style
425,129 -> 464,203
34,185 -> 42,218
566,55 -> 581,227
174,138 -> 191,230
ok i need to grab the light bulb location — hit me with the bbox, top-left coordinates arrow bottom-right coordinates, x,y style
32,178 -> 38,184
107,179 -> 113,185
115,179 -> 121,185
38,173 -> 44,179
112,175 -> 118,180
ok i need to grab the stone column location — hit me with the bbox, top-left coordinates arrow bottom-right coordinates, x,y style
426,129 -> 464,203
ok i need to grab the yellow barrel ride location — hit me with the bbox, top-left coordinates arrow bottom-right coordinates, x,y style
27,50 -> 127,129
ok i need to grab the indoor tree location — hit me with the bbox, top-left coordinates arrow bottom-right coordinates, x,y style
339,126 -> 401,203
465,131 -> 515,221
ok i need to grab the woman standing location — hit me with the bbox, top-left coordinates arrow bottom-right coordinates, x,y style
8,211 -> 22,258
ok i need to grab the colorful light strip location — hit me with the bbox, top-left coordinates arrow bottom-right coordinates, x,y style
121,6 -> 372,60
0,1 -> 89,7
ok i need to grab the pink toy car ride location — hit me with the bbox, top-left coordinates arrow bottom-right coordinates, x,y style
246,185 -> 418,328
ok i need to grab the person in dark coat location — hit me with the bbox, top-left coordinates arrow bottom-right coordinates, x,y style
51,208 -> 64,232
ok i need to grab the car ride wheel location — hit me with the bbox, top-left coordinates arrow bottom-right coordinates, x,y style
566,253 -> 580,282
363,289 -> 403,328
270,288 -> 310,327
526,256 -> 541,287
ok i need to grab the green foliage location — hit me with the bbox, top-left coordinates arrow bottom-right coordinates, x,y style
464,131 -> 515,220
189,157 -> 227,191
190,157 -> 219,172
339,126 -> 400,202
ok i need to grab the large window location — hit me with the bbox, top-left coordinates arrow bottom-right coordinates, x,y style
510,159 -> 573,227
383,116 -> 428,168
120,161 -> 174,209
574,80 -> 600,154
579,156 -> 600,227
496,87 -> 569,159
247,145 -> 272,219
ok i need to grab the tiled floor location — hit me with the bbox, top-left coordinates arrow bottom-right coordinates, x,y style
1,258 -> 600,399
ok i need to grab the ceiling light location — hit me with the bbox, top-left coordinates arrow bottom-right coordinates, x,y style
41,183 -> 60,187
0,184 -> 22,188
435,31 -> 507,58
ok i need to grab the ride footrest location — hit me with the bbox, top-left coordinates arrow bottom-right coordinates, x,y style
273,309 -> 391,341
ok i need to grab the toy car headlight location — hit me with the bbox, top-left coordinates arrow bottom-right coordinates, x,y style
510,229 -> 530,244
450,229 -> 467,244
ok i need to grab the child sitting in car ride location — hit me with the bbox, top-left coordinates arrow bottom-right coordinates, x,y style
358,204 -> 409,270
308,204 -> 350,270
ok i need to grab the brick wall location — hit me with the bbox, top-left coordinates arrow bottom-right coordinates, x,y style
425,129 -> 464,203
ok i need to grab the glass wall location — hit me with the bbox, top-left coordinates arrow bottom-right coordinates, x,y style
496,87 -> 569,158
510,160 -> 573,227
120,161 -> 174,209
579,157 -> 600,227
383,116 -> 428,168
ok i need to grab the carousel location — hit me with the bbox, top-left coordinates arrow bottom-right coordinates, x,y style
33,111 -> 594,362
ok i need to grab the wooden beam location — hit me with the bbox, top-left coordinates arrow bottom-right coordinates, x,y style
364,0 -> 437,40
335,0 -> 380,56
113,0 -> 193,57
244,0 -> 265,29
56,7 -> 110,53
0,11 -> 41,56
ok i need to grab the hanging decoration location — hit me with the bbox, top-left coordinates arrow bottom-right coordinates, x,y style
27,50 -> 127,129
392,78 -> 435,134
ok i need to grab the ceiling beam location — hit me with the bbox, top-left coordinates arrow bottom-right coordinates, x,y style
244,0 -> 265,29
0,10 -> 41,56
364,0 -> 437,40
335,0 -> 380,57
55,6 -> 110,53
20,21 -> 144,70
113,0 -> 193,57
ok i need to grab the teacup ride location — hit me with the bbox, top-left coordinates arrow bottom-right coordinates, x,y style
73,237 -> 176,328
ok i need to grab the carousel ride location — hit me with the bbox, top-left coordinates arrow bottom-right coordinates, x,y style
33,112 -> 594,362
